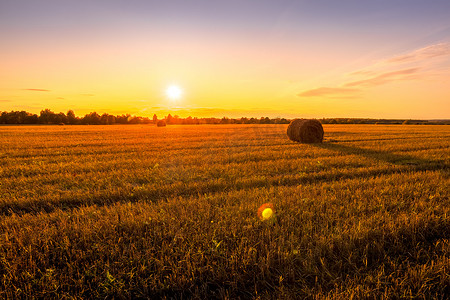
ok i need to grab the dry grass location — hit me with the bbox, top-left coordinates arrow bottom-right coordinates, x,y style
0,124 -> 449,298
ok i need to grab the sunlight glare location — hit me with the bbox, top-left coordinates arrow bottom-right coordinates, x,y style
166,85 -> 183,101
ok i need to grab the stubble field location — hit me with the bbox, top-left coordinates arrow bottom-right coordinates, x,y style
0,124 -> 449,299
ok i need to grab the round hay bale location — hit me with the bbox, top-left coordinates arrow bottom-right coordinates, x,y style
287,119 -> 324,143
156,120 -> 166,127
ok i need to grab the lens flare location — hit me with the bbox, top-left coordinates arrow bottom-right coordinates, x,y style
262,208 -> 273,219
258,203 -> 274,221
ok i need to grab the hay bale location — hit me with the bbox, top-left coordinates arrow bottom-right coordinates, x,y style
287,119 -> 324,143
156,120 -> 166,127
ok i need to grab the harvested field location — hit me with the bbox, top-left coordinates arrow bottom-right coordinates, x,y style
0,124 -> 449,298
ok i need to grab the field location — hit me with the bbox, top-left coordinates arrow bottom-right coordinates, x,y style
0,124 -> 449,299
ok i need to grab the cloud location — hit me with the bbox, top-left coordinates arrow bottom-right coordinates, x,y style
298,87 -> 360,98
80,94 -> 94,97
298,68 -> 418,98
344,68 -> 419,87
297,42 -> 449,100
23,88 -> 51,92
385,43 -> 450,64
348,42 -> 450,78
0,100 -> 12,102
348,70 -> 376,77
298,68 -> 420,99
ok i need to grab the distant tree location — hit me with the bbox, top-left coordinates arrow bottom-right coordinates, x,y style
24,112 -> 38,124
153,114 -> 158,124
260,117 -> 271,124
2,111 -> 14,124
82,112 -> 101,125
115,114 -> 130,124
169,115 -> 180,124
6,111 -> 30,124
39,109 -> 58,124
57,112 -> 68,124
128,116 -> 143,124
67,110 -> 77,124
17,111 -> 27,124
166,114 -> 173,124
183,116 -> 193,124
91,112 -> 101,125
107,114 -> 116,125
100,113 -> 109,125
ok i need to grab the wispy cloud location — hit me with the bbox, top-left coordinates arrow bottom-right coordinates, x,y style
348,70 -> 377,77
23,88 -> 51,92
298,42 -> 449,98
385,43 -> 450,64
80,94 -> 94,97
298,87 -> 359,97
0,100 -> 12,102
299,68 -> 419,98
344,68 -> 419,87
348,43 -> 450,77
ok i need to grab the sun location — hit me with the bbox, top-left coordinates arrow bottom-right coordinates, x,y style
165,85 -> 183,101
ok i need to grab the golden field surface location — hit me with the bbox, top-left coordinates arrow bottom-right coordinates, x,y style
0,124 -> 449,299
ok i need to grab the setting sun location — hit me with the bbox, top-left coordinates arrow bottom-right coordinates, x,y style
166,85 -> 183,101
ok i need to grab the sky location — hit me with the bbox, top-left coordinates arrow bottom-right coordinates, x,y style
1,0 -> 450,119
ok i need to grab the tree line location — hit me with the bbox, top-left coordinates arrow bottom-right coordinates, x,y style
0,109 -> 447,125
0,109 -> 292,125
0,109 -> 151,125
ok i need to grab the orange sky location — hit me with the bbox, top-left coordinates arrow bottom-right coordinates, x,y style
1,1 -> 449,119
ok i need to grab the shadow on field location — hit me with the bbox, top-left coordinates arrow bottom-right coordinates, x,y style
314,142 -> 445,167
2,141 -> 447,217
1,148 -> 448,217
